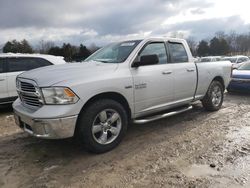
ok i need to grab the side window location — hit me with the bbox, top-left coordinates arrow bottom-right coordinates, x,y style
237,58 -> 248,63
36,58 -> 53,66
168,42 -> 188,63
27,58 -> 52,69
8,57 -> 52,72
0,59 -> 5,73
243,58 -> 249,62
237,58 -> 243,63
139,42 -> 168,64
8,58 -> 30,72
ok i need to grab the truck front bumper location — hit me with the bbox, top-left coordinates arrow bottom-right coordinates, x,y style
13,99 -> 78,139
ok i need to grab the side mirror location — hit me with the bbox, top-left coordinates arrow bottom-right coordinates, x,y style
132,54 -> 159,68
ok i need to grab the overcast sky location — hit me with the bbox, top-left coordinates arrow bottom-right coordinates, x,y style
0,0 -> 250,46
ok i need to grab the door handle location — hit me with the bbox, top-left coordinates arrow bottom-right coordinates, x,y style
186,68 -> 195,72
0,79 -> 5,81
162,70 -> 172,75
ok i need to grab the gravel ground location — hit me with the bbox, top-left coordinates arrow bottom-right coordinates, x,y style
1,93 -> 250,188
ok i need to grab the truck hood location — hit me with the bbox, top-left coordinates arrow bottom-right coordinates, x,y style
18,61 -> 119,87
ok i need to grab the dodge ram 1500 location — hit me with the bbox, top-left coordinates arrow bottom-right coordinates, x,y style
13,37 -> 232,153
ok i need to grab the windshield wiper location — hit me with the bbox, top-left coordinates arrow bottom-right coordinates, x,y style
93,59 -> 111,63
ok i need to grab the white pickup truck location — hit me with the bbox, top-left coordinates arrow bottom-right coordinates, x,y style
13,37 -> 232,153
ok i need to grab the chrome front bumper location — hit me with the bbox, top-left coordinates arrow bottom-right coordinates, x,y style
14,110 -> 78,139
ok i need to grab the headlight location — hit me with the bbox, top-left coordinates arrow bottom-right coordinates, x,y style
41,87 -> 79,104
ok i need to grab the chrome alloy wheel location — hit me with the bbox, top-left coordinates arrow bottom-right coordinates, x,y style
92,109 -> 122,145
211,85 -> 222,106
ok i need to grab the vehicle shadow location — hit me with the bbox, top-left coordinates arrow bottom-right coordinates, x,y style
0,104 -> 13,114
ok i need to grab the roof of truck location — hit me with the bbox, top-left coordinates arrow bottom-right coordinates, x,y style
0,53 -> 66,65
143,37 -> 186,42
120,37 -> 186,42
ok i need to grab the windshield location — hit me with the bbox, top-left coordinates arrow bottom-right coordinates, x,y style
238,62 -> 250,70
84,40 -> 142,63
222,57 -> 237,63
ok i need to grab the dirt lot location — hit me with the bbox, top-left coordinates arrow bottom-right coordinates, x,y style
1,93 -> 250,188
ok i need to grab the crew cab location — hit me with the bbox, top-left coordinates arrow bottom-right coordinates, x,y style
13,37 -> 232,153
0,53 -> 66,104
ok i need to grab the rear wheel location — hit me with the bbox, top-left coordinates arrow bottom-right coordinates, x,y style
77,99 -> 128,153
202,81 -> 224,111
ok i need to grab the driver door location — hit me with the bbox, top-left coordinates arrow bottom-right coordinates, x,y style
130,41 -> 174,116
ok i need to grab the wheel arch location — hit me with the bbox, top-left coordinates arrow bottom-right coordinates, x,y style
78,92 -> 132,121
212,76 -> 225,90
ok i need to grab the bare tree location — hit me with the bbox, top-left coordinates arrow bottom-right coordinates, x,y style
37,40 -> 55,54
215,31 -> 226,39
88,43 -> 100,53
186,37 -> 197,56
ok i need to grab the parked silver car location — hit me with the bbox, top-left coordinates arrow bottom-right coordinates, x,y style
222,55 -> 249,68
199,56 -> 222,62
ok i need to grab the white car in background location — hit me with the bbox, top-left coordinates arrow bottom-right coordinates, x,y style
199,56 -> 222,62
0,53 -> 66,104
221,55 -> 249,68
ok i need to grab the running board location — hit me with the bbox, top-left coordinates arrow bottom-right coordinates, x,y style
133,105 -> 193,124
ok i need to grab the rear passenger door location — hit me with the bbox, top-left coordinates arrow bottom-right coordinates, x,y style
0,58 -> 8,99
6,57 -> 52,97
167,42 -> 197,103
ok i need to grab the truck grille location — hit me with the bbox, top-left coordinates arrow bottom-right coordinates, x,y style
20,82 -> 36,93
17,79 -> 43,107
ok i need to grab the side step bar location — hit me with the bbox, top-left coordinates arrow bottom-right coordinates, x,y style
133,105 -> 193,124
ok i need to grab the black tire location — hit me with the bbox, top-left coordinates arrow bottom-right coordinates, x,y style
76,99 -> 128,153
202,81 -> 224,111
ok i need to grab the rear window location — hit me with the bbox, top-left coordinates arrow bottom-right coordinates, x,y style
168,42 -> 188,63
8,57 -> 52,72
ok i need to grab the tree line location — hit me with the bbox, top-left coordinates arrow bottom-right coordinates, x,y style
187,31 -> 250,57
2,39 -> 100,62
2,30 -> 250,60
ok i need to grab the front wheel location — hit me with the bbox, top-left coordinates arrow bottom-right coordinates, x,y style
202,81 -> 224,111
77,99 -> 128,153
